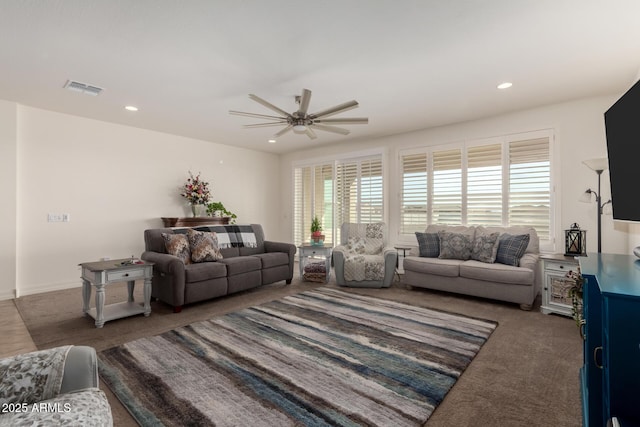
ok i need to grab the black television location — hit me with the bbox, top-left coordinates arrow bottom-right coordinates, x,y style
604,79 -> 640,222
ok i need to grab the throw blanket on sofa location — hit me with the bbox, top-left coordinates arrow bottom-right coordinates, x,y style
191,225 -> 257,248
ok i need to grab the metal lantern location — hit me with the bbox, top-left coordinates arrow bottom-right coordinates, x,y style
565,223 -> 587,256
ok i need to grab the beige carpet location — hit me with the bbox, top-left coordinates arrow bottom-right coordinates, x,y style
15,277 -> 582,426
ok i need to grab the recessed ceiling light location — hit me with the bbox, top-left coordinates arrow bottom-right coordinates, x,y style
497,82 -> 513,90
268,139 -> 276,144
124,105 -> 138,111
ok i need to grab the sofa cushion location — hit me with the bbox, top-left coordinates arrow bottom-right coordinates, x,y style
460,260 -> 534,286
480,226 -> 539,254
403,257 -> 462,277
161,233 -> 191,265
438,231 -> 473,260
415,232 -> 439,257
219,256 -> 261,276
470,232 -> 500,263
496,233 -> 530,266
252,252 -> 289,269
187,229 -> 223,263
184,261 -> 227,282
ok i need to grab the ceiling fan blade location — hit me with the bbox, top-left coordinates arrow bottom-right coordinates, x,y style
229,110 -> 285,120
310,100 -> 359,119
310,123 -> 351,135
273,125 -> 293,137
313,117 -> 368,125
305,127 -> 318,140
296,89 -> 312,117
248,94 -> 291,117
243,121 -> 289,128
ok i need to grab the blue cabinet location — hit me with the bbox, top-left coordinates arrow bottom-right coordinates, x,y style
580,253 -> 640,426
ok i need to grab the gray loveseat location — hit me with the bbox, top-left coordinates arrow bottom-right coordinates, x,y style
142,224 -> 296,312
403,225 -> 541,310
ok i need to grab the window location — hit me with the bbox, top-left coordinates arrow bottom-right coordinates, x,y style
399,133 -> 552,244
293,163 -> 334,246
294,154 -> 383,246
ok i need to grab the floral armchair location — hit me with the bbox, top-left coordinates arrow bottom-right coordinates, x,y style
0,345 -> 112,426
332,222 -> 397,288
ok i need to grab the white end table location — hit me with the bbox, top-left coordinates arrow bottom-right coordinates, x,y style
298,244 -> 333,283
80,259 -> 154,328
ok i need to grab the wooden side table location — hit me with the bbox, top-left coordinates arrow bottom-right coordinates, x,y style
540,254 -> 579,317
80,259 -> 154,328
298,244 -> 333,283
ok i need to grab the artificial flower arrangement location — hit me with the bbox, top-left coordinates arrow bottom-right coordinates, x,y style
566,268 -> 585,328
180,171 -> 211,208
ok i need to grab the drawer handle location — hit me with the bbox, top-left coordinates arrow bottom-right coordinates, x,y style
123,273 -> 129,277
594,346 -> 603,369
579,319 -> 586,341
559,265 -> 564,269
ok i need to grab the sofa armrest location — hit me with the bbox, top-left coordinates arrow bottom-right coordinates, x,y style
518,253 -> 539,270
141,251 -> 185,276
264,241 -> 296,256
60,346 -> 98,394
264,241 -> 297,280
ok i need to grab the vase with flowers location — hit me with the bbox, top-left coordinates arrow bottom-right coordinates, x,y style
566,268 -> 585,330
180,171 -> 211,217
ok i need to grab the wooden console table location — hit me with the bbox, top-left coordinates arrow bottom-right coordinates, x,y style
161,217 -> 230,227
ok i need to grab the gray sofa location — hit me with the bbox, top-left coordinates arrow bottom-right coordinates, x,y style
141,224 -> 296,312
403,225 -> 541,310
0,345 -> 112,426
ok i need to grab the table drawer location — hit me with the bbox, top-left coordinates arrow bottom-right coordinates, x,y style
107,268 -> 146,282
545,260 -> 577,273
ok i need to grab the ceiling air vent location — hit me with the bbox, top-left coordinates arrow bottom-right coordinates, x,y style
63,80 -> 103,96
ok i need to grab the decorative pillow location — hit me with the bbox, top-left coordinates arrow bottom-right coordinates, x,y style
495,233 -> 530,266
438,231 -> 473,260
162,233 -> 191,265
471,232 -> 500,263
415,232 -> 439,257
187,228 -> 223,263
346,236 -> 367,254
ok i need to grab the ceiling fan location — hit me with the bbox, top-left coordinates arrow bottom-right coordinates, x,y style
229,88 -> 368,140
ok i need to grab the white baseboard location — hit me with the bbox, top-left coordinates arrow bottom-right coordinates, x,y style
15,281 -> 78,298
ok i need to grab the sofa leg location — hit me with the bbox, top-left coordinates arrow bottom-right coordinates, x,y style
173,305 -> 183,313
286,279 -> 292,285
519,303 -> 533,311
406,284 -> 413,290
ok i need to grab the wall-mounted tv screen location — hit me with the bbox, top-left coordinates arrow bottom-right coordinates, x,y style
604,79 -> 640,222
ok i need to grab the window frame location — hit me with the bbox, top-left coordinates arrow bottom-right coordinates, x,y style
397,129 -> 556,251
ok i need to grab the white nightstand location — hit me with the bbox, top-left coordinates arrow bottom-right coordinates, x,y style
298,244 -> 333,283
540,254 -> 579,317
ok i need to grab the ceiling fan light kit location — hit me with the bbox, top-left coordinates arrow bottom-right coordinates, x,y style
230,88 -> 368,140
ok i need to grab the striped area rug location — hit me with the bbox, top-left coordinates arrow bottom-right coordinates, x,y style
99,288 -> 497,426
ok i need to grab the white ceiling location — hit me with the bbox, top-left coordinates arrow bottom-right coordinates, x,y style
1,0 -> 640,154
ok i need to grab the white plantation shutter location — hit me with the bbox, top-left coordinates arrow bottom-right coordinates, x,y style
432,149 -> 462,225
509,138 -> 550,240
401,153 -> 428,234
360,158 -> 383,223
293,163 -> 334,245
336,161 -> 359,228
314,164 -> 334,245
335,156 -> 384,243
398,133 -> 552,246
467,144 -> 503,226
294,154 -> 384,246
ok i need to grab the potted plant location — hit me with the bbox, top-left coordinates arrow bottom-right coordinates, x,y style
206,201 -> 237,224
310,216 -> 324,245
